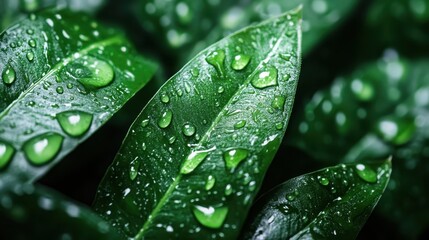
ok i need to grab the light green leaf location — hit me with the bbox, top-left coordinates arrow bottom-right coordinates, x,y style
93,8 -> 302,239
0,9 -> 157,184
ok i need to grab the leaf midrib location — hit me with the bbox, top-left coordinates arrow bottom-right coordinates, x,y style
0,35 -> 124,120
134,21 -> 289,239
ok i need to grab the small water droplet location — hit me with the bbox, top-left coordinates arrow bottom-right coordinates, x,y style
205,175 -> 216,190
0,141 -> 15,170
206,49 -> 225,76
271,96 -> 286,110
56,86 -> 64,94
318,176 -> 330,186
158,110 -> 173,128
160,93 -> 170,103
355,164 -> 377,183
72,57 -> 115,89
231,54 -> 250,70
2,64 -> 16,85
280,53 -> 292,61
182,123 -> 196,136
23,132 -> 64,165
168,136 -> 176,144
26,52 -> 34,62
234,120 -> 246,129
286,190 -> 298,201
217,86 -> 224,94
225,184 -> 233,196
180,149 -> 212,174
28,39 -> 36,48
56,110 -> 93,137
129,158 -> 140,181
141,119 -> 150,127
223,148 -> 248,171
191,68 -> 200,77
192,205 -> 228,229
251,66 -> 278,89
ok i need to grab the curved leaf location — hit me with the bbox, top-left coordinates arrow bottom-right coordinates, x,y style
0,183 -> 120,239
0,10 -> 157,183
93,8 -> 302,239
241,159 -> 392,239
0,0 -> 106,31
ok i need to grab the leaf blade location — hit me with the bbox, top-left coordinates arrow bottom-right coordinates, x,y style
94,8 -> 302,239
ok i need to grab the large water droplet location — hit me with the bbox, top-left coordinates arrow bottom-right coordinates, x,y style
251,66 -> 278,89
72,57 -> 115,89
180,149 -> 212,174
158,110 -> 173,128
0,141 -> 15,170
56,110 -> 93,137
192,205 -> 228,229
231,54 -> 250,70
223,148 -> 248,171
2,64 -> 16,85
182,123 -> 196,136
23,133 -> 64,165
355,164 -> 377,183
129,157 -> 140,181
205,175 -> 216,190
206,49 -> 225,76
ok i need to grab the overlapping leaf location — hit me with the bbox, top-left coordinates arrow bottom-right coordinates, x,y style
241,160 -> 391,239
94,8 -> 302,239
0,9 -> 157,184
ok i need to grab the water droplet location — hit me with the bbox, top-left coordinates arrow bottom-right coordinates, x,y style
158,110 -> 173,128
217,86 -> 224,94
286,190 -> 298,201
355,164 -> 377,183
72,57 -> 115,89
275,122 -> 283,130
271,96 -> 286,110
205,49 -> 225,76
225,184 -> 233,196
26,29 -> 34,35
23,133 -> 64,165
231,54 -> 251,71
251,66 -> 278,89
56,86 -> 64,94
280,53 -> 292,61
182,123 -> 196,136
318,176 -> 330,186
168,136 -> 176,144
56,110 -> 93,137
26,52 -> 34,62
141,119 -> 150,127
192,205 -> 228,229
376,117 -> 415,145
129,158 -> 140,181
351,78 -> 374,101
223,148 -> 248,171
2,64 -> 16,85
180,149 -> 213,174
28,39 -> 36,48
234,120 -> 246,129
205,175 -> 216,190
0,141 -> 15,170
160,93 -> 170,103
191,68 -> 199,77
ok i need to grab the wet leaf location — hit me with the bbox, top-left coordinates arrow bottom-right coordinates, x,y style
0,10 -> 157,184
0,183 -> 121,239
241,159 -> 392,240
93,8 -> 302,239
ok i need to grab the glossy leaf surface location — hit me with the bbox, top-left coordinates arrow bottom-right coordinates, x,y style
0,10 -> 157,183
0,183 -> 121,239
289,52 -> 429,237
94,9 -> 302,239
241,160 -> 391,240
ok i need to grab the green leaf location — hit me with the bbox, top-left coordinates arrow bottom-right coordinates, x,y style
93,8 -> 302,239
0,10 -> 157,183
240,159 -> 392,240
0,183 -> 121,239
0,0 -> 106,31
289,52 -> 429,237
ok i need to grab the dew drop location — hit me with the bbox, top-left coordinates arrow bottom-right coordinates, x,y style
56,86 -> 64,94
160,93 -> 170,103
223,148 -> 248,171
141,119 -> 150,128
56,110 -> 93,137
129,158 -> 140,181
251,66 -> 278,89
180,149 -> 212,174
23,133 -> 64,165
72,57 -> 115,89
225,184 -> 233,196
217,86 -> 224,94
0,141 -> 15,170
231,54 -> 250,71
318,176 -> 330,186
192,205 -> 228,229
28,39 -> 36,48
271,96 -> 286,110
158,110 -> 173,128
191,68 -> 200,77
205,49 -> 225,76
355,164 -> 377,183
2,64 -> 16,85
182,123 -> 196,137
234,120 -> 246,129
26,52 -> 34,62
205,175 -> 216,190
